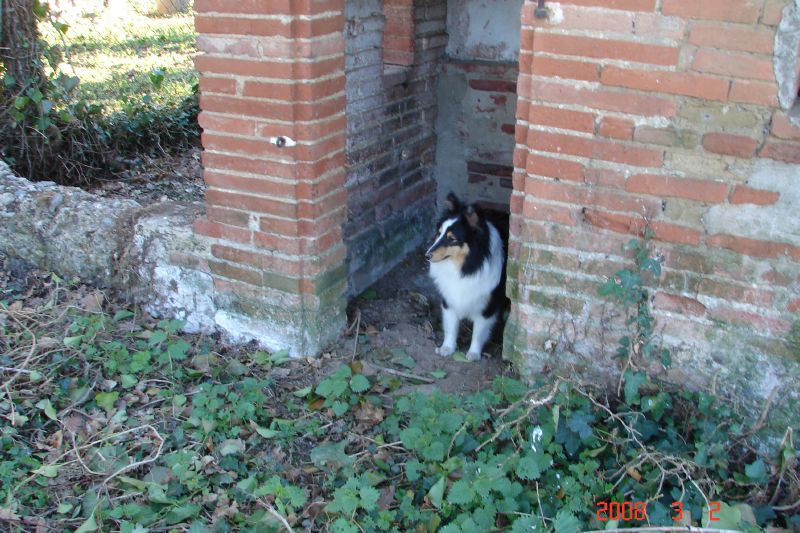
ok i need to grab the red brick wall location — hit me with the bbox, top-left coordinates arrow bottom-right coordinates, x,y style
508,0 -> 800,413
436,61 -> 519,212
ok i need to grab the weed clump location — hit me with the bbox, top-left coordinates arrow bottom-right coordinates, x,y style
0,1 -> 198,186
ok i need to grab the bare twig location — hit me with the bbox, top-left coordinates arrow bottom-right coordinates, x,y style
447,421 -> 469,459
350,440 -> 405,458
69,430 -> 105,476
101,425 -> 165,488
351,309 -> 361,361
0,366 -> 34,374
373,365 -> 435,384
258,500 -> 296,533
773,498 -> 800,512
1,312 -> 38,390
742,386 -> 779,438
476,379 -> 561,452
770,427 -> 794,506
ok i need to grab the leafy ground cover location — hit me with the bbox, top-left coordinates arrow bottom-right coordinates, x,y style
2,0 -> 199,185
1,239 -> 799,532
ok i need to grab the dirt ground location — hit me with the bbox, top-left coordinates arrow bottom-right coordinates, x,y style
87,146 -> 205,204
14,149 -> 513,393
336,252 -> 512,395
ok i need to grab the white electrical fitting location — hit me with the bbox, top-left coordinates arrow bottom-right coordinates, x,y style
269,136 -> 297,148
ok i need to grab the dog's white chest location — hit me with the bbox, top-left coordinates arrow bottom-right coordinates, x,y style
429,224 -> 503,319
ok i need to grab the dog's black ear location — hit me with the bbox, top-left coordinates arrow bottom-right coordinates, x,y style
465,204 -> 482,231
444,192 -> 463,214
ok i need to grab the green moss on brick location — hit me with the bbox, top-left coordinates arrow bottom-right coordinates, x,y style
787,321 -> 800,361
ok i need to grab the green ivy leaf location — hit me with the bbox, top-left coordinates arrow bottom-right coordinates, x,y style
553,509 -> 581,533
447,480 -> 475,505
702,501 -> 741,529
113,310 -> 134,322
452,351 -> 468,362
74,513 -> 98,533
331,400 -> 350,416
35,464 -> 60,478
254,424 -> 280,439
744,458 -> 768,483
292,385 -> 312,398
350,374 -> 371,393
566,411 -> 594,440
32,0 -> 50,18
310,441 -> 353,470
36,399 -> 58,420
623,370 -> 647,405
165,504 -> 201,525
95,391 -> 119,412
64,335 -> 84,348
149,69 -> 165,91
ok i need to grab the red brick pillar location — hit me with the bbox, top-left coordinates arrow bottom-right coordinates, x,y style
506,0 -> 800,424
193,0 -> 347,356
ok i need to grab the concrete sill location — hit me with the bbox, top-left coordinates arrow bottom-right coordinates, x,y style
383,64 -> 410,88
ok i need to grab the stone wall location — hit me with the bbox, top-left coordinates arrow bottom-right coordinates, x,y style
0,164 -> 141,287
506,0 -> 800,432
0,162 -> 217,335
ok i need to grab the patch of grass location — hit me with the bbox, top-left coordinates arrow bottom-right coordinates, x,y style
1,0 -> 199,184
41,0 -> 197,111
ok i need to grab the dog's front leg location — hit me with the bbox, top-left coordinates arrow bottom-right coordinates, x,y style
436,305 -> 458,357
466,314 -> 497,361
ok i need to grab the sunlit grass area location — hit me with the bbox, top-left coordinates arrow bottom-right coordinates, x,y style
42,0 -> 197,111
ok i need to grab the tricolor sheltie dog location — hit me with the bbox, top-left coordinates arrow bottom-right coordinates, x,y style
426,193 -> 506,361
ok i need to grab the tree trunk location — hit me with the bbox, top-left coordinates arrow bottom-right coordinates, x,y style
0,0 -> 43,94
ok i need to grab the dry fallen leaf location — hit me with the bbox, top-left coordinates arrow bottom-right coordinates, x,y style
354,401 -> 385,426
79,289 -> 105,312
377,485 -> 396,511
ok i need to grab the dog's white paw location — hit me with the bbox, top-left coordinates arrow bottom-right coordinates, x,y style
436,344 -> 456,357
466,351 -> 482,361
